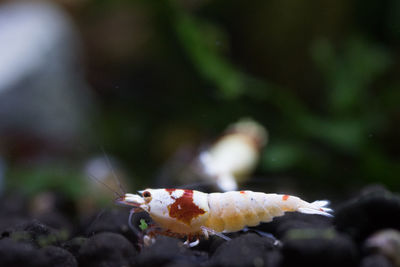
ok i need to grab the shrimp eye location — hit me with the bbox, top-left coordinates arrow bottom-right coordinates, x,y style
142,191 -> 151,198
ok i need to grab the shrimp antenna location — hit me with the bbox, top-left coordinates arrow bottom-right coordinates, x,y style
87,173 -> 122,199
86,209 -> 106,237
101,146 -> 126,195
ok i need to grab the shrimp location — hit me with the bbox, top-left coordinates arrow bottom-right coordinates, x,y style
199,118 -> 268,192
116,188 -> 333,247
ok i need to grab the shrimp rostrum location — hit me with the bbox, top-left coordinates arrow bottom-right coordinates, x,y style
116,189 -> 333,246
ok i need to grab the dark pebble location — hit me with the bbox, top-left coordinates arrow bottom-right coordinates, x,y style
209,233 -> 280,267
278,212 -> 332,232
363,229 -> 400,266
0,238 -> 45,267
1,219 -> 68,247
83,208 -> 140,245
136,235 -> 208,267
257,212 -> 333,239
334,185 -> 400,243
360,254 -> 394,267
78,232 -> 137,267
62,236 -> 88,258
281,228 -> 358,267
193,231 -> 241,255
0,237 -> 77,267
40,245 -> 77,267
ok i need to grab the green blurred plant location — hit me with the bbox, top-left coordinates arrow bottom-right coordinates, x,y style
262,37 -> 399,188
174,13 -> 247,99
6,165 -> 86,199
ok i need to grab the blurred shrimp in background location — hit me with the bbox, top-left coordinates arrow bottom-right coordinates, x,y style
199,118 -> 267,191
156,118 -> 267,192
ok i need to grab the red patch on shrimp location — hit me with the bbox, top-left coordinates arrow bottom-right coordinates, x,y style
240,191 -> 245,194
168,190 -> 205,225
282,195 -> 289,201
165,189 -> 176,195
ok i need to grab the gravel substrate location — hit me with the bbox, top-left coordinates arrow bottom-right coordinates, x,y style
1,185 -> 400,267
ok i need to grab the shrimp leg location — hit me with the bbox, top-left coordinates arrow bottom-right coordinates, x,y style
242,227 -> 281,246
200,226 -> 231,241
128,207 -> 142,236
183,234 -> 200,247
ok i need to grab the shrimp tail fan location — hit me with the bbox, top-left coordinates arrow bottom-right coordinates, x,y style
298,200 -> 333,217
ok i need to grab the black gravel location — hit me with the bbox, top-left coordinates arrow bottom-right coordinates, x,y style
78,232 -> 137,267
334,185 -> 400,244
209,233 -> 280,267
1,185 -> 400,266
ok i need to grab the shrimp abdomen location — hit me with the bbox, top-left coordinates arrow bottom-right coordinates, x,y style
205,191 -> 333,233
206,191 -> 280,232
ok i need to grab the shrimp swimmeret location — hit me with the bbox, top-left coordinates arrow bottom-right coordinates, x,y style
116,188 -> 333,247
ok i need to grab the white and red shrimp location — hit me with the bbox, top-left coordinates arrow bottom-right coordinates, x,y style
116,188 -> 333,247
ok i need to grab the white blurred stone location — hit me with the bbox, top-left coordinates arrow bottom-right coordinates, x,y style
0,1 -> 93,146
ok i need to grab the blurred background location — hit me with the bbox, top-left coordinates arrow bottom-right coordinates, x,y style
0,0 -> 399,209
